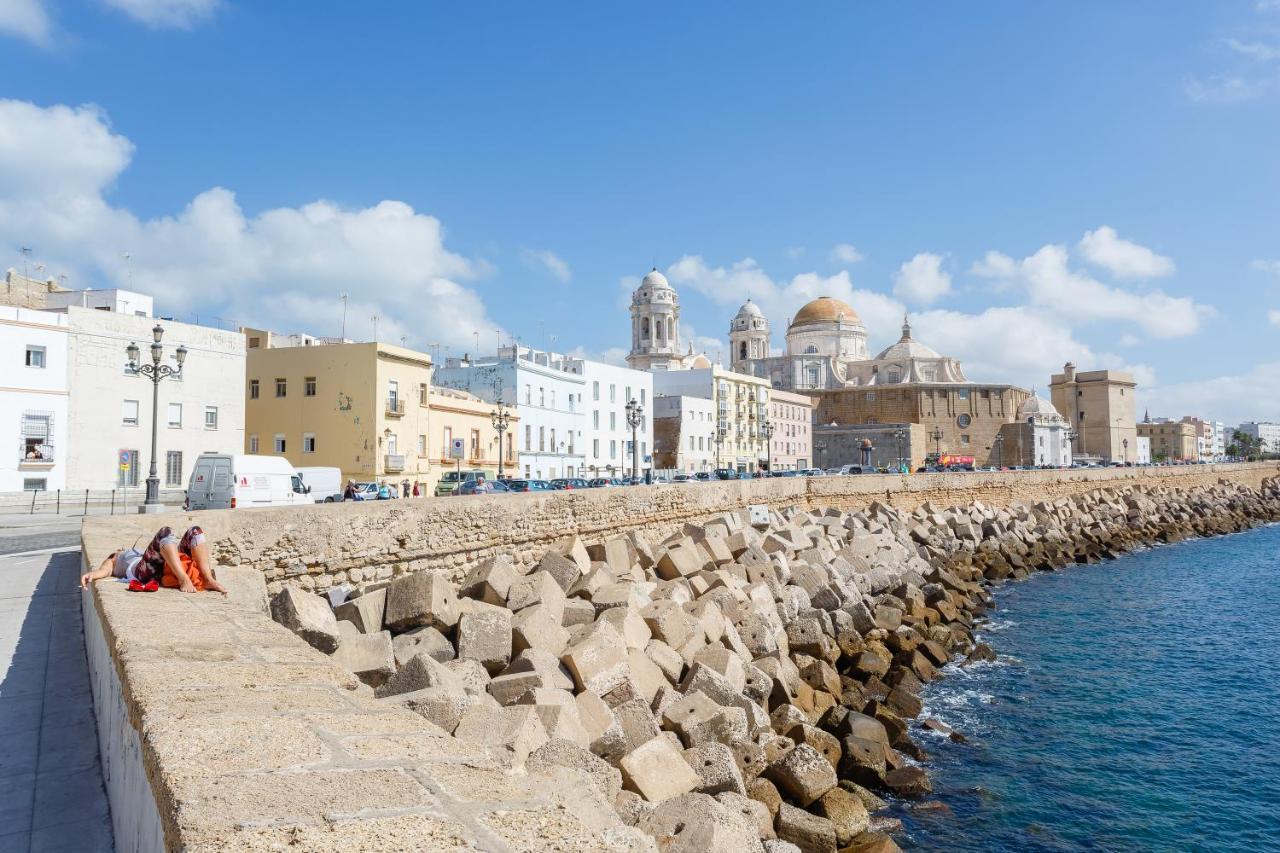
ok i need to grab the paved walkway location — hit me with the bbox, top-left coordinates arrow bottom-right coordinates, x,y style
0,548 -> 114,852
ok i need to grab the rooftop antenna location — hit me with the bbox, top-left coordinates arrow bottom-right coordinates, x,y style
339,292 -> 348,340
371,315 -> 379,342
400,335 -> 406,347
539,320 -> 546,351
474,331 -> 480,354
122,253 -> 135,289
34,263 -> 46,281
20,246 -> 32,281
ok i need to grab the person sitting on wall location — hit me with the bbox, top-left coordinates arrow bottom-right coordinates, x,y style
80,525 -> 226,594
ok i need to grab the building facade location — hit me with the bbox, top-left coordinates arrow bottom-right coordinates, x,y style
1235,421 -> 1280,455
580,359 -> 654,479
1137,419 -> 1198,462
812,423 -> 923,471
1048,363 -> 1138,464
425,386 -> 518,492
243,329 -> 431,489
652,395 -> 717,474
2,306 -> 69,492
58,301 -> 245,493
768,388 -> 815,471
1136,436 -> 1152,465
997,392 -> 1073,468
652,366 -> 770,473
435,346 -> 586,480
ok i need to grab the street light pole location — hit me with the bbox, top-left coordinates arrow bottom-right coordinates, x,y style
490,400 -> 511,480
126,325 -> 187,514
930,426 -> 943,460
993,433 -> 1004,469
760,420 -> 774,472
625,398 -> 643,483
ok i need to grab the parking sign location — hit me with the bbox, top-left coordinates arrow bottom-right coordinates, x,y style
450,438 -> 465,459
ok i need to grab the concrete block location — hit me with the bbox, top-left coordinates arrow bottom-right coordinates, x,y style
506,570 -> 567,622
655,545 -> 703,581
636,792 -> 764,851
383,572 -> 460,634
612,697 -> 662,756
331,629 -> 395,687
332,587 -> 386,634
600,606 -> 653,651
716,791 -> 774,840
575,690 -> 626,760
270,584 -> 340,653
561,598 -> 597,627
685,742 -> 746,796
620,736 -> 701,803
528,738 -> 623,804
456,608 -> 512,674
764,743 -> 838,807
775,802 -> 837,853
375,650 -> 463,698
391,624 -> 456,667
562,622 -> 631,696
453,704 -> 549,768
511,602 -> 571,657
396,686 -> 499,734
814,786 -> 870,846
627,647 -> 670,703
458,554 -> 518,606
644,639 -> 685,684
537,549 -> 582,593
691,645 -> 746,693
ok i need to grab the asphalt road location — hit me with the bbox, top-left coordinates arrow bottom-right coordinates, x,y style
0,516 -> 83,557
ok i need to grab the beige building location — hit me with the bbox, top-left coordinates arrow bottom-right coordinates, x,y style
652,366 -> 770,473
425,386 -> 518,492
1138,419 -> 1198,462
768,388 -> 815,471
1049,363 -> 1137,464
243,329 -> 432,490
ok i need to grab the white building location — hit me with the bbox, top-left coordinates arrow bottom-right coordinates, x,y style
652,395 -> 716,474
1,307 -> 69,492
50,295 -> 246,492
652,366 -> 771,473
579,359 -> 654,479
1136,436 -> 1151,465
435,345 -> 587,480
1001,392 -> 1072,468
44,288 -> 153,316
1237,421 -> 1280,454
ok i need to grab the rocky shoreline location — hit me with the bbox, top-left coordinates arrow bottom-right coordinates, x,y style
269,475 -> 1280,853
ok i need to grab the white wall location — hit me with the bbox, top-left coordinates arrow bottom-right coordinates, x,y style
64,307 -> 246,492
1,307 -> 69,491
580,359 -> 653,478
45,288 -> 154,317
654,395 -> 716,473
1136,436 -> 1151,465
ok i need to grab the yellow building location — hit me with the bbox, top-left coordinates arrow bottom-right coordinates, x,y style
425,386 -> 519,492
243,329 -> 433,490
652,365 -> 770,473
1137,420 -> 1198,462
1049,362 -> 1137,463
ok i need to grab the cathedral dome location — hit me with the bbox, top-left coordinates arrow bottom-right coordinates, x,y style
690,353 -> 712,369
1019,393 -> 1061,419
735,299 -> 763,319
790,296 -> 860,328
874,315 -> 941,361
641,268 -> 671,290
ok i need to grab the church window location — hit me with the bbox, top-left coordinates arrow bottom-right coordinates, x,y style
805,345 -> 818,354
642,318 -> 650,339
667,318 -> 674,341
805,366 -> 819,388
886,367 -> 901,383
739,342 -> 747,360
958,389 -> 970,400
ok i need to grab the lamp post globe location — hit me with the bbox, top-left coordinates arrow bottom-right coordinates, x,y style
490,401 -> 511,480
625,398 -> 643,483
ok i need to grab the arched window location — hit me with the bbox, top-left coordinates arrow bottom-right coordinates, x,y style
739,341 -> 748,360
886,367 -> 901,383
805,345 -> 818,354
641,317 -> 650,339
667,318 -> 674,342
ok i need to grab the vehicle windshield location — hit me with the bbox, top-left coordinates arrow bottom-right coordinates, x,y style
442,472 -> 463,482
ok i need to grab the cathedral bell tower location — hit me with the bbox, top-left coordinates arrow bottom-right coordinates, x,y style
627,268 -> 683,371
729,299 -> 770,372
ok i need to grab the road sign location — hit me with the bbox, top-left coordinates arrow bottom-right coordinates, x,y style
449,438 -> 465,460
119,450 -> 131,471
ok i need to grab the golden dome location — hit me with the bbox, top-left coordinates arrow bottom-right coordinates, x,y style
790,296 -> 860,328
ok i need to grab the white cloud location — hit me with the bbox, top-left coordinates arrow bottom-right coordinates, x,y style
970,250 -> 1018,280
1185,74 -> 1273,102
1268,309 -> 1280,327
1252,259 -> 1280,278
1226,38 -> 1280,62
520,248 -> 571,282
0,0 -> 51,44
1142,361 -> 1280,424
785,247 -> 806,260
0,99 -> 503,352
892,252 -> 951,306
830,243 -> 864,265
101,0 -> 222,28
1078,226 -> 1175,279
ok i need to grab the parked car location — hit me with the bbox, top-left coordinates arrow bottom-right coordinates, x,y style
295,466 -> 343,502
185,454 -> 310,510
457,479 -> 511,495
434,469 -> 496,496
505,479 -> 552,492
588,477 -> 615,488
839,465 -> 865,475
671,473 -> 692,483
693,472 -> 713,481
549,478 -> 590,490
713,469 -> 739,480
798,468 -> 823,477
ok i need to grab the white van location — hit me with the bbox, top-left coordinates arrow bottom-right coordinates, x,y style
294,466 -> 343,503
185,454 -> 310,510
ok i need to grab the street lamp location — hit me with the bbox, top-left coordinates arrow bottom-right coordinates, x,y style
993,433 -> 1004,469
625,398 -> 643,483
1122,437 -> 1129,464
125,325 -> 187,513
760,419 -> 774,472
930,426 -> 944,460
894,429 -> 906,471
490,400 -> 511,479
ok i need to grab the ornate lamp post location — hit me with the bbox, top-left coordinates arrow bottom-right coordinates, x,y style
490,400 -> 511,479
1122,437 -> 1129,465
759,419 -> 774,473
894,429 -> 906,471
126,325 -> 187,514
625,398 -> 643,483
993,433 -> 1004,469
929,426 -> 944,460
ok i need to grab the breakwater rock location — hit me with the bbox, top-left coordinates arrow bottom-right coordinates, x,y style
271,476 -> 1280,853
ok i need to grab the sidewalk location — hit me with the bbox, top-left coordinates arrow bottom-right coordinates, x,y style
0,549 -> 114,851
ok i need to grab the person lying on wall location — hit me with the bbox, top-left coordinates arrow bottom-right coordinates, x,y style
80,525 -> 227,594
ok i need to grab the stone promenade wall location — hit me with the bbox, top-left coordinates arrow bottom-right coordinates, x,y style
81,463 -> 1280,594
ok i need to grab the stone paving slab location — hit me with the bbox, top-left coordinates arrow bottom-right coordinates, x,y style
0,549 -> 114,853
85,562 -> 654,852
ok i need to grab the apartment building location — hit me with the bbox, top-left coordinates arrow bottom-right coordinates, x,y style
425,385 -> 518,492
243,329 -> 431,488
1137,418 -> 1198,462
768,388 -> 815,471
1,306 -> 69,492
580,359 -> 654,479
651,366 -> 770,473
652,395 -> 716,474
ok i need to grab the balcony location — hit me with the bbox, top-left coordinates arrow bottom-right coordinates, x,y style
19,444 -> 55,467
384,454 -> 405,472
386,398 -> 405,417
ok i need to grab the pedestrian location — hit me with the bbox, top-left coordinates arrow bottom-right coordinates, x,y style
80,525 -> 226,595
401,479 -> 410,498
412,481 -> 420,497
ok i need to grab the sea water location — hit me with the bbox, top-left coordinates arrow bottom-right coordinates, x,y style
891,522 -> 1280,852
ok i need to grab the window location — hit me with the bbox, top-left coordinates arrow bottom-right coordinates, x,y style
249,379 -> 259,399
550,390 -> 556,408
593,438 -> 600,457
610,439 -> 616,459
23,478 -> 47,491
165,451 -> 183,487
419,383 -> 428,405
443,426 -> 453,457
249,434 -> 259,453
386,433 -> 398,454
539,426 -> 546,452
122,400 -> 139,426
957,389 -> 969,400
593,410 -> 600,429
592,381 -> 600,400
25,346 -> 45,368
305,377 -> 317,397
118,450 -> 140,487
641,389 -> 646,405
275,378 -> 287,397
303,433 -> 316,453
167,403 -> 182,428
274,434 -> 286,453
550,429 -> 556,451
417,434 -> 426,455
609,384 -> 616,403
524,424 -> 531,451
470,428 -> 481,459
21,411 -> 52,460
539,387 -> 545,407
525,384 -> 531,404
610,412 -> 617,431
204,406 -> 218,430
960,435 -> 970,446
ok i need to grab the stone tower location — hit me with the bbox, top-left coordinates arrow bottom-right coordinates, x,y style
729,299 -> 770,372
627,268 -> 683,371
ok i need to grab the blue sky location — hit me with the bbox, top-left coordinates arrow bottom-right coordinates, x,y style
1,1 -> 1277,423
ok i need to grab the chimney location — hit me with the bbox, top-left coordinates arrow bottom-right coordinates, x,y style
1063,362 -> 1076,381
